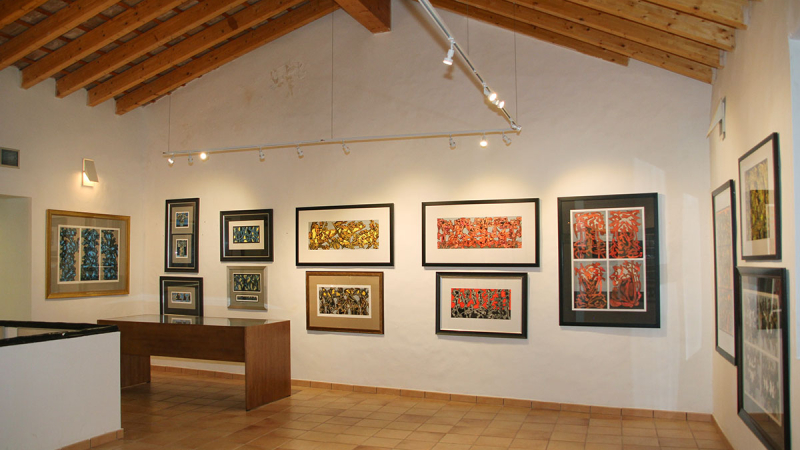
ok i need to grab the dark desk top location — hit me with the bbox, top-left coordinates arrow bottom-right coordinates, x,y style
100,314 -> 287,327
0,321 -> 118,347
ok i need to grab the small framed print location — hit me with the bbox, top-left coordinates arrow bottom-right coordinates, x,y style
160,276 -> 203,316
305,271 -> 384,334
165,198 -> 199,272
220,209 -> 274,262
557,193 -> 660,328
737,267 -> 789,450
712,180 -> 738,364
46,210 -> 130,299
422,198 -> 539,267
436,272 -> 527,338
227,266 -> 267,310
739,133 -> 781,261
296,204 -> 393,266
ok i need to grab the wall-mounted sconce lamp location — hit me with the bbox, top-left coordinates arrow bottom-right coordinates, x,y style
82,158 -> 98,187
707,97 -> 726,140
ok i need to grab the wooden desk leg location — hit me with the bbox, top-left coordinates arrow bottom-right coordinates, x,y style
120,354 -> 151,388
244,322 -> 291,410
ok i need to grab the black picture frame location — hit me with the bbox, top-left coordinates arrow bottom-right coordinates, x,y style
739,132 -> 781,261
220,209 -> 274,262
422,198 -> 539,267
296,203 -> 394,266
712,180 -> 739,364
737,267 -> 789,450
159,276 -> 204,316
436,272 -> 528,338
557,193 -> 660,328
165,198 -> 199,272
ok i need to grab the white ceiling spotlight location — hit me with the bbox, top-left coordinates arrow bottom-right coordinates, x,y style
188,155 -> 193,164
480,134 -> 488,147
443,37 -> 455,66
449,134 -> 456,149
296,145 -> 303,158
342,141 -> 350,155
167,156 -> 174,166
199,152 -> 208,161
502,133 -> 511,145
258,148 -> 265,160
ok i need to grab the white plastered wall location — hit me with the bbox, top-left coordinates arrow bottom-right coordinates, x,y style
0,195 -> 32,320
0,70 -> 147,322
138,0 -> 714,412
709,0 -> 800,449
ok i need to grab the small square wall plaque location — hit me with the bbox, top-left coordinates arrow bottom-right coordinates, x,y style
1,148 -> 20,168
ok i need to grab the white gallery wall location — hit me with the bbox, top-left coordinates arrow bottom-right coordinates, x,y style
709,0 -> 800,449
140,0 -> 714,413
0,0 -> 717,418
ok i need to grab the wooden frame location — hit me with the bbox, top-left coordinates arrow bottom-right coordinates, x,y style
296,203 -> 394,266
712,180 -> 738,364
436,272 -> 528,338
45,209 -> 130,299
305,271 -> 384,334
737,267 -> 790,450
159,276 -> 204,316
227,265 -> 267,310
165,198 -> 199,272
220,209 -> 274,262
739,133 -> 781,261
422,198 -> 539,267
557,193 -> 660,328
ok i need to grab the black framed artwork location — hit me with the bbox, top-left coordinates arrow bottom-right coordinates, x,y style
220,209 -> 274,262
165,198 -> 199,272
436,272 -> 528,338
557,193 -> 660,328
296,203 -> 394,266
712,180 -> 738,364
422,198 -> 540,267
737,267 -> 789,450
739,133 -> 781,261
159,276 -> 203,316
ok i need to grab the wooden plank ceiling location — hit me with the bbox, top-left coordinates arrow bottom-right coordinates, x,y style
0,0 -> 748,115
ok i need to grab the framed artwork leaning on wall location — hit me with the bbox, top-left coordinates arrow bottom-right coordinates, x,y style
436,272 -> 527,338
160,276 -> 203,316
557,193 -> 660,328
165,198 -> 199,272
712,180 -> 738,364
46,209 -> 130,299
422,198 -> 539,267
738,132 -> 781,261
220,209 -> 273,262
737,267 -> 789,450
305,271 -> 384,334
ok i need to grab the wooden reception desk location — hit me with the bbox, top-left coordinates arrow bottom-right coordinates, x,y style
98,314 -> 290,410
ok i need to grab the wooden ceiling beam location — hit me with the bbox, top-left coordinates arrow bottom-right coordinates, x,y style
564,0 -> 735,50
0,0 -> 120,71
644,0 -> 747,29
432,0 -> 628,66
88,0 -> 306,106
56,0 -> 251,98
514,0 -> 721,68
0,0 -> 47,29
335,0 -> 390,33
115,0 -> 338,115
21,0 -> 187,89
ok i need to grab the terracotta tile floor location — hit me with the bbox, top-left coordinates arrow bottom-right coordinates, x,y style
94,371 -> 732,450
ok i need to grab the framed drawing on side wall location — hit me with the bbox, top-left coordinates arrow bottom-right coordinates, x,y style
739,133 -> 781,261
227,266 -> 267,310
296,204 -> 393,266
220,209 -> 273,262
422,198 -> 539,267
436,272 -> 528,338
557,193 -> 660,328
712,180 -> 738,364
737,267 -> 789,450
160,276 -> 203,316
165,198 -> 199,272
305,271 -> 384,334
46,210 -> 130,299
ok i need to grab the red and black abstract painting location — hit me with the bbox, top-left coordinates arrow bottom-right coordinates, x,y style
450,288 -> 511,319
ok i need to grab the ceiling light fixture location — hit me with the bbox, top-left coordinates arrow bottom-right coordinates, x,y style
199,152 -> 208,161
480,134 -> 488,147
443,38 -> 455,65
342,141 -> 350,155
188,155 -> 193,164
258,149 -> 265,160
502,133 -> 511,145
167,156 -> 174,166
296,145 -> 303,158
449,135 -> 456,149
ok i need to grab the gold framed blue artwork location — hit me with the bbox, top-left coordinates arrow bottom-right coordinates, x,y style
220,209 -> 273,262
46,210 -> 130,299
